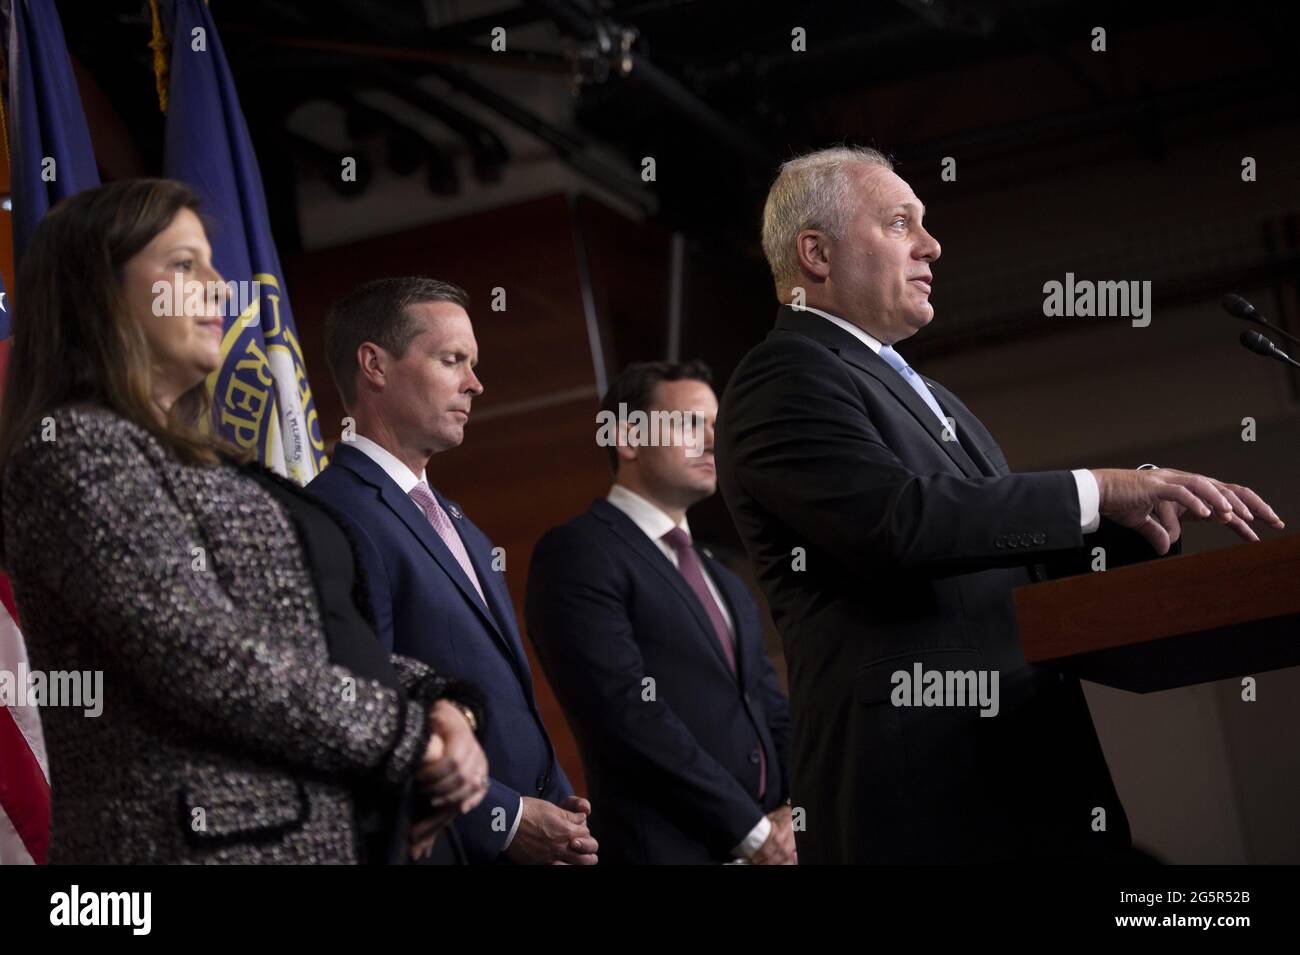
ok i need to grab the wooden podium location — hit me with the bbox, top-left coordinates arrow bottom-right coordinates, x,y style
1013,533 -> 1300,692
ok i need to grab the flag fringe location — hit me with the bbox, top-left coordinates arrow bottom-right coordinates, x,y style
148,0 -> 169,114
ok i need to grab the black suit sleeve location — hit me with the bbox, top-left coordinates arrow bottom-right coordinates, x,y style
722,341 -> 1086,578
711,561 -> 792,798
525,527 -> 766,853
752,644 -> 791,799
1039,515 -> 1182,580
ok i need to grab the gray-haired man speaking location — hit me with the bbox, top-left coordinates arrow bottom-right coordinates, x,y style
715,146 -> 1283,864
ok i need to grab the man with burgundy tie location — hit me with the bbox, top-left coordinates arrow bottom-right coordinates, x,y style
525,361 -> 794,864
307,276 -> 597,865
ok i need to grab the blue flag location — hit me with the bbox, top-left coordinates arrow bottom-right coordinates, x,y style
159,0 -> 327,481
3,0 -> 101,270
0,268 -> 9,344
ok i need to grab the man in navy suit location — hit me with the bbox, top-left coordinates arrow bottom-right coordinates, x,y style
525,361 -> 794,864
308,276 -> 597,865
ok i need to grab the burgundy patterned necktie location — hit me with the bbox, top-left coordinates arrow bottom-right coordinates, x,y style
661,527 -> 766,799
409,481 -> 487,606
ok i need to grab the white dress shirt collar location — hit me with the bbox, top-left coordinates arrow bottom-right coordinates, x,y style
795,305 -> 885,355
346,433 -> 428,493
606,483 -> 692,544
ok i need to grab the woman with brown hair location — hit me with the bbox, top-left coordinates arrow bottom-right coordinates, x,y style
0,178 -> 488,864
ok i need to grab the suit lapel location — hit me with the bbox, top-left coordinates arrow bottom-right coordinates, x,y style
698,550 -> 751,683
774,307 -> 982,479
439,488 -> 532,681
925,379 -> 1003,478
949,409 -> 999,477
331,444 -> 513,653
594,500 -> 737,678
836,350 -> 983,479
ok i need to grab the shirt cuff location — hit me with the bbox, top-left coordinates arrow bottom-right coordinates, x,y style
732,814 -> 772,860
1072,469 -> 1101,534
501,797 -> 524,850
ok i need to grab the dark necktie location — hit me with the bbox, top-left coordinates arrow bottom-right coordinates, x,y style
661,527 -> 766,799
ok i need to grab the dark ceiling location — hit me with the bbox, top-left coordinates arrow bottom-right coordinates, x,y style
57,0 -> 1300,259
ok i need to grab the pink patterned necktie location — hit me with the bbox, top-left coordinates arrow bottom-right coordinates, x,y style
409,481 -> 487,606
661,527 -> 767,799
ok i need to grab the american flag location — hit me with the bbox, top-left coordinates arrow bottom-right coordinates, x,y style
0,562 -> 49,865
0,31 -> 48,862
2,252 -> 48,863
0,0 -> 103,865
2,172 -> 50,869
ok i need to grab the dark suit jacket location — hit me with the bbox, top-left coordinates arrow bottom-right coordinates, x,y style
307,442 -> 573,863
0,405 -> 473,864
715,306 -> 1165,864
525,498 -> 791,864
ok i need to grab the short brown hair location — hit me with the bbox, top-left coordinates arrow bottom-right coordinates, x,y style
324,276 -> 469,408
598,360 -> 714,474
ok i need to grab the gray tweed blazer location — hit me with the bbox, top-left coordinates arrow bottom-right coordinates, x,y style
1,404 -> 456,864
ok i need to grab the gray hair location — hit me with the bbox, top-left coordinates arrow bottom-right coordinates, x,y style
760,146 -> 894,301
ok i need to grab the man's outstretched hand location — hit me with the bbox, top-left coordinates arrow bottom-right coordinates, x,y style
1092,467 -> 1284,555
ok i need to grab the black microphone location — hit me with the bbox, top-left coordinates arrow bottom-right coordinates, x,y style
1221,293 -> 1300,348
1240,329 -> 1300,369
